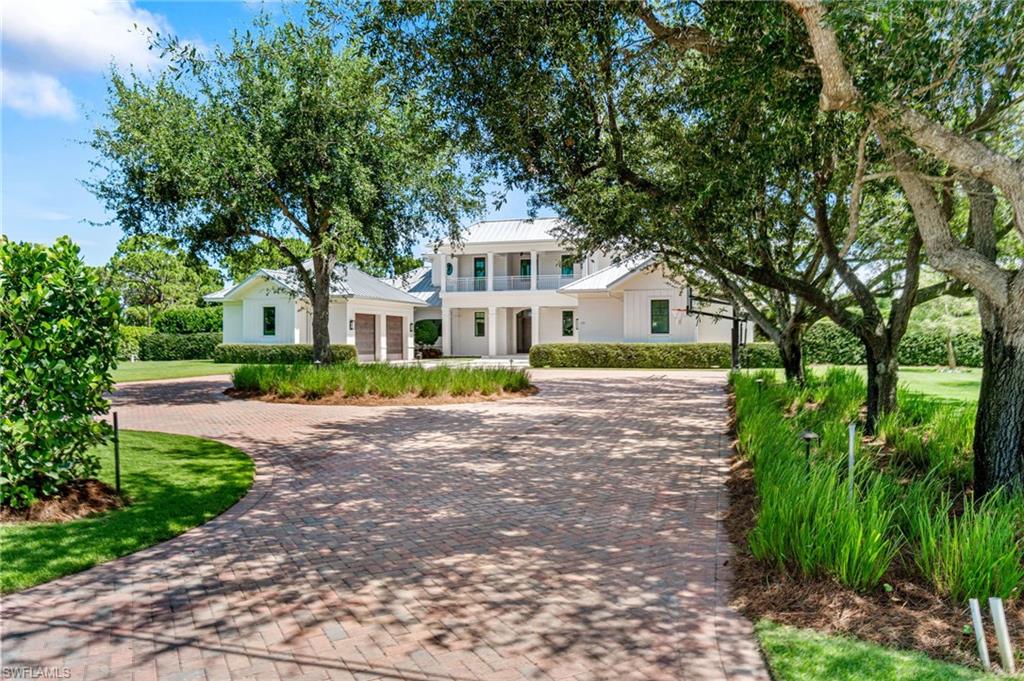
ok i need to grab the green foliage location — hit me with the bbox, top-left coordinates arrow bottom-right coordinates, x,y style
231,363 -> 532,400
153,306 -> 222,334
223,237 -> 311,283
802,322 -> 983,367
529,342 -> 781,369
213,343 -> 356,365
1,237 -> 120,509
122,305 -> 152,326
117,325 -> 155,360
138,332 -> 221,361
414,319 -> 441,346
0,430 -> 253,593
102,234 -> 222,309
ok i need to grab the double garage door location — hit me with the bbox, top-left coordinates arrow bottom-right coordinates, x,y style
354,314 -> 404,362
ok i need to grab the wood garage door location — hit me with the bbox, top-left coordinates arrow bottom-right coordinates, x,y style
354,314 -> 376,362
386,316 -> 404,360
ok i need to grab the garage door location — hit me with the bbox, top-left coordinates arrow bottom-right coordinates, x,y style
354,314 -> 376,362
386,316 -> 404,361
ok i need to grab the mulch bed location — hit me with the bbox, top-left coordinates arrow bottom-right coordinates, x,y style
723,392 -> 1023,671
224,385 -> 539,406
1,479 -> 127,524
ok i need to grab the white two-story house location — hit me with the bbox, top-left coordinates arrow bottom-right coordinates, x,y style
393,218 -> 746,357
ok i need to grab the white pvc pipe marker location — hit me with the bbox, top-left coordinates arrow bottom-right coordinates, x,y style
989,597 -> 1016,674
847,421 -> 856,501
969,598 -> 990,669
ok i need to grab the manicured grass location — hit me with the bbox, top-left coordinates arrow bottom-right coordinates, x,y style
113,359 -> 241,382
756,620 -> 990,680
0,430 -> 253,593
232,362 -> 533,400
748,365 -> 981,402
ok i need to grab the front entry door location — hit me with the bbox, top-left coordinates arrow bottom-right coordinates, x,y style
515,309 -> 532,353
354,313 -> 376,362
386,315 -> 403,360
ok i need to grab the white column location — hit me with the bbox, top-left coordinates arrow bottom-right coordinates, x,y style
531,305 -> 540,349
530,251 -> 537,290
487,306 -> 498,357
377,314 -> 387,361
440,256 -> 447,293
486,252 -> 494,291
442,306 -> 452,356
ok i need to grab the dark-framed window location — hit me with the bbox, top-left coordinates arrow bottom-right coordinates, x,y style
262,306 -> 276,336
520,259 -> 531,276
560,255 -> 574,276
474,311 -> 485,337
650,299 -> 669,334
474,257 -> 486,278
561,310 -> 574,336
445,262 -> 453,276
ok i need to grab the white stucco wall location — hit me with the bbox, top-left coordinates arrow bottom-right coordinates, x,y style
237,287 -> 297,344
222,302 -> 243,343
576,296 -> 624,342
538,307 -> 577,344
451,308 -> 489,356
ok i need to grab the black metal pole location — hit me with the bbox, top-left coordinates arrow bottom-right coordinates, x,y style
731,318 -> 740,371
113,411 -> 121,494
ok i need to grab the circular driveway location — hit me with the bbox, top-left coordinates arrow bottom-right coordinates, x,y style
1,369 -> 767,681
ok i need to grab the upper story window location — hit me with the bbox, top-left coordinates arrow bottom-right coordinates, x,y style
520,259 -> 531,276
650,299 -> 669,334
262,306 -> 276,336
562,310 -> 574,336
560,255 -> 574,276
474,257 -> 486,278
446,262 -> 453,276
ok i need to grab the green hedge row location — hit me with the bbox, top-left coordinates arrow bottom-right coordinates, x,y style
117,325 -> 155,360
529,342 -> 782,368
153,305 -> 222,334
139,332 -> 221,360
803,322 -> 982,367
213,343 -> 357,364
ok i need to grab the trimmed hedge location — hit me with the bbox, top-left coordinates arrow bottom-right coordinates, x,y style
153,306 -> 222,334
213,343 -> 357,364
139,332 -> 221,360
529,342 -> 782,369
117,325 -> 155,360
803,322 -> 983,367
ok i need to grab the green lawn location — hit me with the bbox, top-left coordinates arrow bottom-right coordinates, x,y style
751,365 -> 981,403
0,430 -> 253,593
113,359 -> 240,382
757,620 -> 995,680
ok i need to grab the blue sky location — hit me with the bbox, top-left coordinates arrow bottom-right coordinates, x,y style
1,1 -> 549,267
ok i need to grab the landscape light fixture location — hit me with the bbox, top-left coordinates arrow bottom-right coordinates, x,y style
800,430 -> 819,471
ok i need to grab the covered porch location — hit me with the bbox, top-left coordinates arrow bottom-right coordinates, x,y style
441,305 -> 577,357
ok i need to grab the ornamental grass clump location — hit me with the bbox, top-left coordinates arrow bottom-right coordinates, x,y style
231,363 -> 531,400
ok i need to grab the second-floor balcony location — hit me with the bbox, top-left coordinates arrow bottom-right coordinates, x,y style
445,273 -> 579,293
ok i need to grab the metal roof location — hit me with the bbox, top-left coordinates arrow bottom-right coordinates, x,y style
456,217 -> 568,244
558,255 -> 656,293
204,262 -> 427,306
385,266 -> 441,307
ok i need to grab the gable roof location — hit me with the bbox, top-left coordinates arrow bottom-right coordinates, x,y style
558,255 -> 656,293
384,266 -> 441,307
454,217 -> 568,245
204,262 -> 427,306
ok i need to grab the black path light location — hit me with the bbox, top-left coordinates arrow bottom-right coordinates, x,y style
800,430 -> 819,472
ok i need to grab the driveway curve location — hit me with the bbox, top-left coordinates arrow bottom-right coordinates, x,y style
1,369 -> 767,681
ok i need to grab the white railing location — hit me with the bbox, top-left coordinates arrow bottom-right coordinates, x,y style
445,273 -> 580,292
446,276 -> 487,292
493,275 -> 532,291
536,274 -> 579,290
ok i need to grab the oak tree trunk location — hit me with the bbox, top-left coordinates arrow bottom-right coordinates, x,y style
778,325 -> 805,384
310,253 -> 334,364
865,344 -> 899,435
973,311 -> 1024,497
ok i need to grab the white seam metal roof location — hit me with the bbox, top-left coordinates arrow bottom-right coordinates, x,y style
385,266 -> 441,307
204,262 -> 427,306
454,217 -> 569,244
558,255 -> 656,293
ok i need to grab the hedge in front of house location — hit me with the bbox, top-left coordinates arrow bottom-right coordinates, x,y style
153,306 -> 222,334
139,332 -> 221,360
117,325 -> 155,360
529,342 -> 782,369
802,322 -> 983,367
213,343 -> 357,364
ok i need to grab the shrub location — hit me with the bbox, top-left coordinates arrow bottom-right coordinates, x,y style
117,325 -> 155,360
414,319 -> 441,346
139,332 -> 221,360
214,343 -> 357,364
802,321 -> 983,367
232,363 -> 531,400
1,237 -> 120,509
153,305 -> 222,334
529,342 -> 780,368
123,305 -> 152,326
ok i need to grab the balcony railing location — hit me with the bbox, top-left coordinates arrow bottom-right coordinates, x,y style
445,273 -> 580,292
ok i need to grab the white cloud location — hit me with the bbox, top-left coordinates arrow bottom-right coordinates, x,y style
1,0 -> 171,74
1,69 -> 76,120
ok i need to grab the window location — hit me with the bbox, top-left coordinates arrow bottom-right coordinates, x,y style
474,311 -> 485,337
562,310 -> 574,336
262,306 -> 276,336
560,255 -> 574,276
474,257 -> 486,291
445,262 -> 453,276
520,259 -> 531,276
650,299 -> 669,334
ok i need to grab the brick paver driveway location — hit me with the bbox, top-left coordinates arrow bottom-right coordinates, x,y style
1,369 -> 767,681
